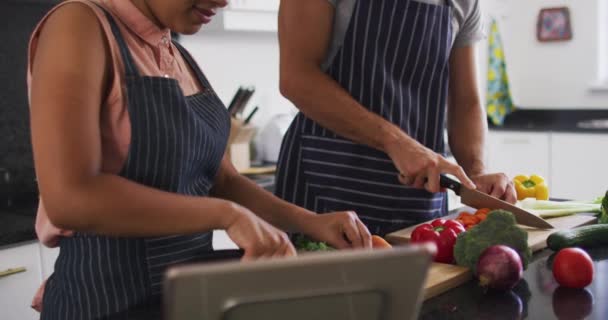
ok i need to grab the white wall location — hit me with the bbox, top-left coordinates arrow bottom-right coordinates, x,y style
180,32 -> 296,133
180,0 -> 608,136
478,0 -> 608,108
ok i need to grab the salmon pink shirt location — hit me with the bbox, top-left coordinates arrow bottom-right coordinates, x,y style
28,0 -> 204,248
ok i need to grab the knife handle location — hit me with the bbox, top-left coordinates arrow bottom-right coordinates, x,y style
439,175 -> 461,194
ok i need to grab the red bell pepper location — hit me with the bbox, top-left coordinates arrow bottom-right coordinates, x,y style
411,219 -> 465,264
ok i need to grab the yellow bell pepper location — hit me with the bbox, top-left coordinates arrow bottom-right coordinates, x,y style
513,175 -> 549,201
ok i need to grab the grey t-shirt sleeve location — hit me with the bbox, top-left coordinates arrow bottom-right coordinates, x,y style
327,0 -> 337,6
453,0 -> 485,47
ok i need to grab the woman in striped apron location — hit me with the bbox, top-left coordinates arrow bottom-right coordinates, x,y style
28,0 -> 371,319
276,0 -> 517,236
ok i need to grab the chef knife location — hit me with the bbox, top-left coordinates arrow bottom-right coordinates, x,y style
227,87 -> 246,116
440,175 -> 554,229
234,87 -> 255,116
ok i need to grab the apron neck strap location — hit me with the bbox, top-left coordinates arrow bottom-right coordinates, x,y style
93,3 -> 141,77
172,41 -> 213,90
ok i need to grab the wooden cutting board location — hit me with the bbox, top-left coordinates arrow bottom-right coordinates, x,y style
422,263 -> 472,300
389,213 -> 598,300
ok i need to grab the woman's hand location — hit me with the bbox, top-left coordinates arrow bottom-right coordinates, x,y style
224,202 -> 297,260
299,211 -> 372,249
385,134 -> 476,193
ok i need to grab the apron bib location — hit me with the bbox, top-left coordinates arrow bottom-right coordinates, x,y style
41,5 -> 230,320
276,0 -> 454,236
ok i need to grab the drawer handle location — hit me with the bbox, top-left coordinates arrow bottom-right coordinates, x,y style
0,267 -> 26,278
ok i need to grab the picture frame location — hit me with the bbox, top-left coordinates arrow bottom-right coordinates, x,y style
537,7 -> 572,42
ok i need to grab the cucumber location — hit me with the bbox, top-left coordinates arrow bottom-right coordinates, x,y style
547,224 -> 608,251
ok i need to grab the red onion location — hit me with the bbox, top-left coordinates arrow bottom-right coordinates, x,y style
476,245 -> 523,291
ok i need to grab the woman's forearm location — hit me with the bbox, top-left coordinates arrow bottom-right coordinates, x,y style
42,173 -> 236,237
211,161 -> 313,233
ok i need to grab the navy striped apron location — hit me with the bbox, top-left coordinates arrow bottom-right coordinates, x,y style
41,6 -> 230,320
276,0 -> 454,236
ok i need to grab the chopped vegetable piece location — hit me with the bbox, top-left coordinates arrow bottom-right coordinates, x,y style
294,235 -> 334,252
371,235 -> 392,249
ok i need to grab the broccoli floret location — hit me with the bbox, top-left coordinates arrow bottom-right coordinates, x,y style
599,191 -> 608,224
294,235 -> 334,252
453,210 -> 532,274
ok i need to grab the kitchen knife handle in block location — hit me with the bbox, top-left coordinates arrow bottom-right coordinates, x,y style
439,175 -> 462,195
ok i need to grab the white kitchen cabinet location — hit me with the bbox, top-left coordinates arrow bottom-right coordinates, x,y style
0,242 -> 42,320
550,133 -> 608,200
204,0 -> 279,32
39,244 -> 59,280
486,131 -> 551,186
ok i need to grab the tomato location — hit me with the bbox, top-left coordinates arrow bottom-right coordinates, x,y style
552,248 -> 594,289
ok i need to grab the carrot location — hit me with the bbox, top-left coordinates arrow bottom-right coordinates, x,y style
371,235 -> 392,249
458,212 -> 475,219
475,213 -> 488,222
461,215 -> 480,225
475,208 -> 491,216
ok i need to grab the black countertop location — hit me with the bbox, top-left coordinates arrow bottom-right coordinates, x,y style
420,247 -> 608,320
0,191 -> 38,247
489,109 -> 608,133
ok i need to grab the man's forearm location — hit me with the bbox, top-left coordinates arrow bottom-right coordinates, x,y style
448,102 -> 487,176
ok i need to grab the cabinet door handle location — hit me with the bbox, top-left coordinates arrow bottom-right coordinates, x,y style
0,267 -> 26,278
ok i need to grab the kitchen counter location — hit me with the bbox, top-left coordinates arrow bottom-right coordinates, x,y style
103,247 -> 608,320
489,109 -> 608,133
420,247 -> 608,320
0,192 -> 38,247
0,211 -> 36,247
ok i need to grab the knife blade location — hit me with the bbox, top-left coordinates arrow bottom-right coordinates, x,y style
440,175 -> 554,229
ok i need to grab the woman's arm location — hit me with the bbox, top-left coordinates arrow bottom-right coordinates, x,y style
211,157 -> 372,248
278,0 -> 474,193
29,4 -> 296,260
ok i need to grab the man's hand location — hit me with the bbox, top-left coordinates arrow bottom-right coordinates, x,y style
470,173 -> 517,204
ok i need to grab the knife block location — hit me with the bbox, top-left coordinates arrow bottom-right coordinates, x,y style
227,118 -> 257,172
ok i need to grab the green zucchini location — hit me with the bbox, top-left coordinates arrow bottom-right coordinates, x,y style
547,224 -> 608,251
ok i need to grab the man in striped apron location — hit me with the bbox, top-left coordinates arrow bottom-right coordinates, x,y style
276,0 -> 517,236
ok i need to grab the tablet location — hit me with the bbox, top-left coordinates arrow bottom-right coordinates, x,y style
164,245 -> 433,320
